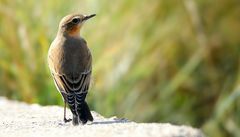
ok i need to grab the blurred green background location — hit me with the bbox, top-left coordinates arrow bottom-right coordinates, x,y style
0,0 -> 239,136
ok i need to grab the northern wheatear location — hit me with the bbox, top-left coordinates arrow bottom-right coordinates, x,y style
48,13 -> 96,125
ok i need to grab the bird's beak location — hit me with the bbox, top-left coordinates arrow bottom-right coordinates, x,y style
83,14 -> 96,21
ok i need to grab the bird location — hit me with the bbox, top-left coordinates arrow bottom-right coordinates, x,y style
47,13 -> 96,125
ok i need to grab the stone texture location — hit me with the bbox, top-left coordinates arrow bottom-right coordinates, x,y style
0,97 -> 204,137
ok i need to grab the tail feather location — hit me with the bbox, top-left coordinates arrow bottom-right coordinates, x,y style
67,94 -> 79,125
72,115 -> 79,126
67,93 -> 93,125
75,92 -> 93,124
83,101 -> 93,121
77,101 -> 93,124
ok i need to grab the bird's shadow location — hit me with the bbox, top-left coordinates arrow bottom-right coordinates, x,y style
91,118 -> 130,125
57,117 -> 130,126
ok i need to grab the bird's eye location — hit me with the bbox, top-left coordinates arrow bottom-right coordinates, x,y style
71,18 -> 80,24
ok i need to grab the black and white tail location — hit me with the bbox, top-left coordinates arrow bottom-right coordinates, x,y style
67,92 -> 93,125
75,92 -> 93,124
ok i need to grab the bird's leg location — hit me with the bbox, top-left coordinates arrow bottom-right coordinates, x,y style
63,101 -> 72,123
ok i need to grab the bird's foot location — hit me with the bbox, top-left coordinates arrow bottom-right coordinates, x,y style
64,118 -> 72,123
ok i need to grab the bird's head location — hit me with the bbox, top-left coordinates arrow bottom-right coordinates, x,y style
58,14 -> 96,37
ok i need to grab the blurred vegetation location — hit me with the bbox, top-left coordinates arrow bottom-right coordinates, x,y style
0,0 -> 239,136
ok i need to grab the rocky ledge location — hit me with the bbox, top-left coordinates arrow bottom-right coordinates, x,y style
0,97 -> 204,137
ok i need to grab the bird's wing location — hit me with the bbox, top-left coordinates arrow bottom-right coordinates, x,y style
51,70 -> 91,107
51,70 -> 91,95
48,51 -> 92,95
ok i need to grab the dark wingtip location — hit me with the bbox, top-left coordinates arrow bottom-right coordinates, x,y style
77,101 -> 94,124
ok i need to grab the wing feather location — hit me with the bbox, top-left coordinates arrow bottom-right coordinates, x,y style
51,70 -> 91,95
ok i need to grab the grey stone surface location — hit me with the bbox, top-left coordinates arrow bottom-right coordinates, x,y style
0,97 -> 204,137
